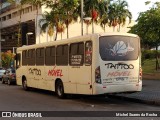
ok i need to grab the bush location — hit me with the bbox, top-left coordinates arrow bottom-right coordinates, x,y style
141,50 -> 160,65
142,50 -> 160,59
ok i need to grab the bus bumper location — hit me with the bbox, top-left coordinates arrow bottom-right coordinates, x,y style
93,81 -> 142,95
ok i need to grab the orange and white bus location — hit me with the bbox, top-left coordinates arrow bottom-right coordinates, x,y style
16,32 -> 142,98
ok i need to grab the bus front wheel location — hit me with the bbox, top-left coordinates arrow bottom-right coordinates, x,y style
22,78 -> 29,91
55,80 -> 65,98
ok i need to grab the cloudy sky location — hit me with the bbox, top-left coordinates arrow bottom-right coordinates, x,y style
126,0 -> 160,20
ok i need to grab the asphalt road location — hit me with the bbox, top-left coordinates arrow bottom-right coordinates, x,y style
0,83 -> 160,120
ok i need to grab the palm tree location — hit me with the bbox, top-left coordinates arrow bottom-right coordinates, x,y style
84,0 -> 99,34
39,6 -> 65,41
98,0 -> 110,32
108,2 -> 118,31
108,0 -> 132,32
116,0 -> 132,32
59,0 -> 79,38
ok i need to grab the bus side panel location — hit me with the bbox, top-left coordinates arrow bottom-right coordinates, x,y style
35,66 -> 46,89
26,66 -> 37,88
45,66 -> 68,92
76,66 -> 92,94
91,35 -> 100,95
16,67 -> 23,85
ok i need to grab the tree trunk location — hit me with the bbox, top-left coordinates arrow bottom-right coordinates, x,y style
113,26 -> 115,32
61,32 -> 62,40
118,24 -> 120,32
67,12 -> 69,39
91,8 -> 94,34
156,46 -> 160,70
55,26 -> 58,41
67,23 -> 69,39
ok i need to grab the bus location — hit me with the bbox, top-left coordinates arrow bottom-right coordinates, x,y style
16,32 -> 142,98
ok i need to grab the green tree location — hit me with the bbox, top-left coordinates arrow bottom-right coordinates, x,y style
59,0 -> 79,38
129,2 -> 160,70
39,5 -> 66,41
116,0 -> 132,32
84,0 -> 99,33
1,50 -> 15,68
98,0 -> 110,32
108,0 -> 132,32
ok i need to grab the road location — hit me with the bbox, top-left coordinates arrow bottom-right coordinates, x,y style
0,83 -> 160,120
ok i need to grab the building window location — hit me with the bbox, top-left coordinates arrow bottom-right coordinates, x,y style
33,5 -> 37,11
12,11 -> 17,18
24,7 -> 30,13
2,16 -> 6,21
6,14 -> 11,20
29,6 -> 32,12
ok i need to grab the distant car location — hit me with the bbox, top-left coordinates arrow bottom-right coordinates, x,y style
0,69 -> 6,80
1,68 -> 16,85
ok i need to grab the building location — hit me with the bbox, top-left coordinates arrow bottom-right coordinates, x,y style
0,0 -> 135,52
0,0 -> 37,52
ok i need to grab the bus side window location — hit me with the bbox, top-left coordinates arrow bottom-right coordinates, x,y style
45,46 -> 55,65
16,53 -> 21,69
22,50 -> 28,65
36,48 -> 44,65
70,42 -> 84,66
85,41 -> 92,65
28,49 -> 35,65
56,45 -> 68,66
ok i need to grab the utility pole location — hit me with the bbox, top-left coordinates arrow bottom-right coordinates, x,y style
0,1 -> 2,68
81,0 -> 84,36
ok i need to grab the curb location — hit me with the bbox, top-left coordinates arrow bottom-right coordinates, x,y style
107,95 -> 160,106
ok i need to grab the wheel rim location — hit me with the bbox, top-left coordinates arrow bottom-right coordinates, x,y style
57,84 -> 63,96
23,80 -> 27,89
8,79 -> 10,85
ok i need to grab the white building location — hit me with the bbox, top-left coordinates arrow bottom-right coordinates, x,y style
0,1 -> 135,51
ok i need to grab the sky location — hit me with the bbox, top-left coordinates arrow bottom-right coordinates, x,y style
126,0 -> 160,20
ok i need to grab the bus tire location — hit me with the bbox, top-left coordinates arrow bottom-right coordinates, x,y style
22,77 -> 29,91
8,79 -> 11,85
1,78 -> 5,84
55,80 -> 65,98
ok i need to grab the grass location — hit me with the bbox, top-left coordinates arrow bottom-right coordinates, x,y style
142,59 -> 160,80
142,59 -> 158,73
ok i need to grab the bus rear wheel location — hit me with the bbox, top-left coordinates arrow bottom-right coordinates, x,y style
55,80 -> 65,98
8,79 -> 11,85
1,78 -> 5,84
22,78 -> 29,91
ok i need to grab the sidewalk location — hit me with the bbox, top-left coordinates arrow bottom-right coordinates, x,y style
112,80 -> 160,106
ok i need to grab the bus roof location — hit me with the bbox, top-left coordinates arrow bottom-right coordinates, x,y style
17,32 -> 138,51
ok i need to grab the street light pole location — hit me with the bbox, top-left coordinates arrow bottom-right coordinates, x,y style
83,17 -> 91,35
0,2 -> 2,68
81,0 -> 84,36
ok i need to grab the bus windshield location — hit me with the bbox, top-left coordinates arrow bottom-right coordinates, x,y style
99,36 -> 139,61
